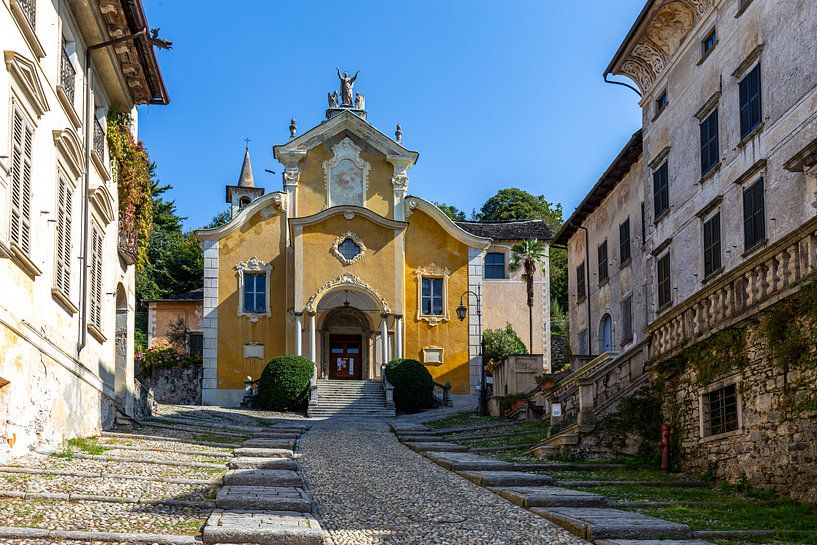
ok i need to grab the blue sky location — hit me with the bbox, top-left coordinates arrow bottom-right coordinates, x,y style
137,1 -> 646,230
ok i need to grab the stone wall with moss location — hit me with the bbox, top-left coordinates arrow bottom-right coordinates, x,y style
655,285 -> 817,504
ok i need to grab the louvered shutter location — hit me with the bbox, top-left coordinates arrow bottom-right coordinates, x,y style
55,177 -> 72,295
743,184 -> 754,249
753,179 -> 765,245
90,226 -> 103,328
10,108 -> 33,254
710,213 -> 721,273
703,217 -> 713,277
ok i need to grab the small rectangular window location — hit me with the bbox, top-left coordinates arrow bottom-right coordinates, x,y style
598,241 -> 609,284
739,64 -> 762,139
619,219 -> 631,265
703,212 -> 722,278
743,178 -> 766,251
484,252 -> 506,279
621,296 -> 633,342
704,383 -> 739,436
653,162 -> 670,219
243,272 -> 267,313
576,263 -> 586,301
657,252 -> 672,309
702,29 -> 717,57
188,333 -> 203,359
421,277 -> 444,316
700,108 -> 719,175
655,90 -> 668,117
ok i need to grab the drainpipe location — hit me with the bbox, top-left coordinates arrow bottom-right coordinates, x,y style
77,29 -> 147,355
575,224 -> 593,357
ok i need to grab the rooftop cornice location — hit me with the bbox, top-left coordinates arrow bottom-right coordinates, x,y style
605,0 -> 715,96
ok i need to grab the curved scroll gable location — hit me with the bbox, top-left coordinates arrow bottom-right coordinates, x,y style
195,191 -> 287,240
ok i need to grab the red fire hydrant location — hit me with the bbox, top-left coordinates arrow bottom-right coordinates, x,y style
659,423 -> 671,473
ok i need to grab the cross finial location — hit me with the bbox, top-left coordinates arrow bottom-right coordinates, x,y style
244,137 -> 251,150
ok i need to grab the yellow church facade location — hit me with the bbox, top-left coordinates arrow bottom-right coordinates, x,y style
196,90 -> 552,407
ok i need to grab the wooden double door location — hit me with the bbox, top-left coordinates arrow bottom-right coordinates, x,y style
329,334 -> 362,380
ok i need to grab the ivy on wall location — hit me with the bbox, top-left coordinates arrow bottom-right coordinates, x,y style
107,111 -> 153,270
656,327 -> 749,386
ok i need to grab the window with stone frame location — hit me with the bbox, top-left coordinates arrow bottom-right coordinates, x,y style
739,63 -> 762,139
10,105 -> 34,255
653,161 -> 669,219
243,272 -> 267,314
338,238 -> 362,261
743,178 -> 766,251
421,277 -> 444,316
598,240 -> 609,284
703,211 -> 722,279
703,383 -> 739,437
657,252 -> 672,309
484,252 -> 506,279
619,218 -> 631,266
576,262 -> 586,301
701,28 -> 718,58
700,108 -> 720,175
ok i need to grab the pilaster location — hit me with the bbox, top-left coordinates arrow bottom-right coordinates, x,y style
388,156 -> 411,221
468,246 -> 486,395
201,239 -> 219,404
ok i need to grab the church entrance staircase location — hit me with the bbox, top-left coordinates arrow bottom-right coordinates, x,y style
307,379 -> 396,418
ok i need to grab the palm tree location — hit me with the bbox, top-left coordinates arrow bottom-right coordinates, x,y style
510,239 -> 547,353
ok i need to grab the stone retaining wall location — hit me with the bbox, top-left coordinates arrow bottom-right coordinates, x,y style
550,335 -> 566,369
660,318 -> 817,504
140,364 -> 202,405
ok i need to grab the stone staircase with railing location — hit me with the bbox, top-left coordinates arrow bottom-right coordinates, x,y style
307,379 -> 396,418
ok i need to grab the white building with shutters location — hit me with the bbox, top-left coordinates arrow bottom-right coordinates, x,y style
0,0 -> 168,459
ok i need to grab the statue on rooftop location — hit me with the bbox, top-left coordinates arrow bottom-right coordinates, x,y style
355,91 -> 365,110
337,68 -> 359,106
328,90 -> 339,108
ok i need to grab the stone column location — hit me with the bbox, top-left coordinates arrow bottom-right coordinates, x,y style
394,315 -> 404,359
380,314 -> 390,365
308,312 -> 317,378
294,312 -> 303,357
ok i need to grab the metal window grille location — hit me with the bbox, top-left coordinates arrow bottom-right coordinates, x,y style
704,384 -> 738,436
338,238 -> 361,260
60,43 -> 76,103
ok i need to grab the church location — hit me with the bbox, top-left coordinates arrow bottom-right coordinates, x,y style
195,74 -> 553,407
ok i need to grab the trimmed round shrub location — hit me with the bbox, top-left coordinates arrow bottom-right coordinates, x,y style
384,358 -> 434,412
257,355 -> 314,411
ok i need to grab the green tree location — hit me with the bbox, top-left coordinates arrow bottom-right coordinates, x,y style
510,239 -> 547,352
482,323 -> 527,370
433,202 -> 466,222
206,209 -> 231,229
475,187 -> 563,230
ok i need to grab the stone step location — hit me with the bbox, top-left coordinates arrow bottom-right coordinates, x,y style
202,510 -> 324,545
456,470 -> 555,487
227,457 -> 298,470
233,447 -> 293,458
404,441 -> 469,453
242,438 -> 296,449
307,411 -> 396,418
215,486 -> 311,512
531,507 -> 692,540
251,431 -> 302,439
397,434 -> 444,442
223,469 -> 303,487
390,423 -> 431,432
0,526 -> 200,544
596,540 -> 715,545
423,451 -> 513,471
491,486 -> 607,507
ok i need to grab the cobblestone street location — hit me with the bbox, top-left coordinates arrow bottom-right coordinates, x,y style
299,419 -> 589,545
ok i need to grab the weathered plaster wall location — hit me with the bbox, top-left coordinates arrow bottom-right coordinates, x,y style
295,131 -> 395,218
216,200 -> 288,390
147,301 -> 203,349
404,209 -> 471,393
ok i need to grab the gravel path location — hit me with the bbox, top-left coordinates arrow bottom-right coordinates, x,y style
298,419 -> 590,545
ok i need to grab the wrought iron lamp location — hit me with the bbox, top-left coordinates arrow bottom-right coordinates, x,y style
456,287 -> 487,415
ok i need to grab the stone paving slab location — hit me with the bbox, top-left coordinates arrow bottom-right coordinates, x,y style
404,441 -> 468,452
0,526 -> 200,544
397,434 -> 444,442
215,486 -> 311,512
491,486 -> 607,507
596,540 -> 714,545
424,451 -> 513,471
457,470 -> 555,487
233,447 -> 293,458
227,457 -> 298,470
531,507 -> 692,540
390,422 -> 430,432
202,509 -> 324,545
251,431 -> 303,439
223,469 -> 302,487
242,439 -> 296,449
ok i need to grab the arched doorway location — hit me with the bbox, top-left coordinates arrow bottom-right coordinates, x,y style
114,284 -> 130,415
598,313 -> 613,354
316,289 -> 381,380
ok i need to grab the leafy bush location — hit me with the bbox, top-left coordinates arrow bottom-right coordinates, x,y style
138,347 -> 201,374
385,359 -> 434,412
483,323 -> 527,371
257,356 -> 314,411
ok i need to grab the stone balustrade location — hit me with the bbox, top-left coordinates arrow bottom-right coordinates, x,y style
646,216 -> 817,362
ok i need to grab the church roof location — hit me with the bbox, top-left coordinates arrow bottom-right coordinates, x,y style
455,219 -> 553,241
238,148 -> 255,187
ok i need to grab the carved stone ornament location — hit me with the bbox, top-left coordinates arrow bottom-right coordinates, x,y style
415,264 -> 451,326
306,273 -> 391,314
235,257 -> 273,322
330,231 -> 367,266
270,192 -> 287,211
323,137 -> 370,207
283,164 -> 300,188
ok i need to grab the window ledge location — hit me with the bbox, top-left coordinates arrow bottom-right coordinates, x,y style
654,209 -> 670,225
738,122 -> 765,149
657,301 -> 674,315
87,323 -> 107,344
56,87 -> 82,129
598,278 -> 609,288
9,243 -> 42,278
576,296 -> 587,305
418,314 -> 450,327
10,0 -> 46,58
652,105 -> 667,122
698,162 -> 722,184
239,312 -> 270,324
742,238 -> 768,258
697,43 -> 718,66
702,267 -> 724,285
91,151 -> 112,182
620,336 -> 634,346
700,428 -> 743,444
619,257 -> 632,270
52,288 -> 79,315
735,0 -> 753,18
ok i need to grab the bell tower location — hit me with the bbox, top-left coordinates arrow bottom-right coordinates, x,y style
225,146 -> 265,218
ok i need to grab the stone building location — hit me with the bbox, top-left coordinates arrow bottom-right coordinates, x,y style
0,0 -> 167,459
551,0 -> 817,502
193,76 -> 552,408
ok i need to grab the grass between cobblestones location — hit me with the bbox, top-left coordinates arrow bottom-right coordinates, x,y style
191,432 -> 240,444
423,410 -> 507,429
